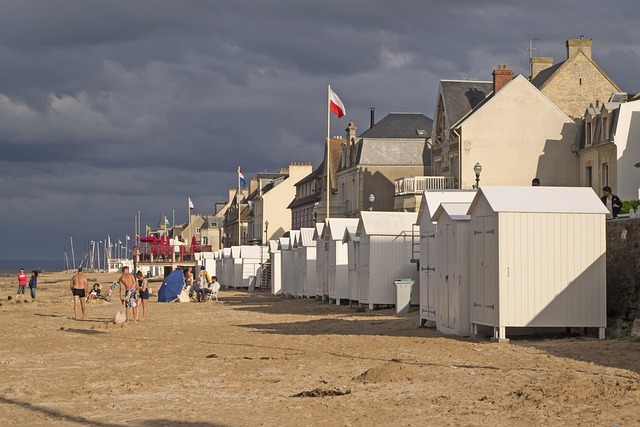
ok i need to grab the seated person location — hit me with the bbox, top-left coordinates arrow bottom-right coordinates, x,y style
87,283 -> 101,302
202,276 -> 220,299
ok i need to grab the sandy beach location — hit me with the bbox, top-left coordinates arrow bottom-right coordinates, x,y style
1,271 -> 639,426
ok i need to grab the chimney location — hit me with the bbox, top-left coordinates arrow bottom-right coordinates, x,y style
530,57 -> 553,80
346,120 -> 357,143
566,37 -> 592,59
492,64 -> 513,93
370,108 -> 375,129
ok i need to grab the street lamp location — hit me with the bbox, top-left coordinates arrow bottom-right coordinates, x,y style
264,220 -> 269,245
368,193 -> 375,211
473,162 -> 483,189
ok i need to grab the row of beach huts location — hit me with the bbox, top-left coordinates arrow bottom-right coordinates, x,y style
200,186 -> 609,341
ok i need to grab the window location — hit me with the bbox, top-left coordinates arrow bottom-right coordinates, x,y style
586,166 -> 592,187
602,163 -> 609,187
434,157 -> 443,175
586,122 -> 592,146
202,237 -> 208,245
196,228 -> 201,234
449,153 -> 459,181
209,221 -> 218,227
602,117 -> 609,140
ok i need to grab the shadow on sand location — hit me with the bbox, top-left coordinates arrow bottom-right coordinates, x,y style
0,395 -> 227,427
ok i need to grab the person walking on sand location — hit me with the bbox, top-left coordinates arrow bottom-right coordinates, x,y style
119,266 -> 139,322
70,268 -> 89,320
136,271 -> 149,321
28,270 -> 38,300
16,267 -> 27,301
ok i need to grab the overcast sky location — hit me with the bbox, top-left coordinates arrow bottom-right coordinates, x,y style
1,0 -> 638,262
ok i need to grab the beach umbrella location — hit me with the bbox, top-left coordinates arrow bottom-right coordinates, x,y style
191,235 -> 197,253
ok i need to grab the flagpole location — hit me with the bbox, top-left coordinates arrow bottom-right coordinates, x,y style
326,84 -> 331,220
238,166 -> 241,246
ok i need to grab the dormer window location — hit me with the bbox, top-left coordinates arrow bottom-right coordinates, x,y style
586,122 -> 592,146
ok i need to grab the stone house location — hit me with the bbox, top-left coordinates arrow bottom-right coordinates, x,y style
530,37 -> 622,120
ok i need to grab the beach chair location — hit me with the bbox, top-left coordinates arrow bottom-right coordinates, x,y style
207,282 -> 221,302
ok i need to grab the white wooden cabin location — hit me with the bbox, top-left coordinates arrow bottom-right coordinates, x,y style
221,247 -> 233,289
279,237 -> 294,296
314,223 -> 327,298
268,240 -> 281,295
432,202 -> 472,336
299,227 -> 318,298
356,212 -> 418,309
342,226 -> 359,303
322,218 -> 359,304
239,245 -> 266,289
468,186 -> 608,341
289,230 -> 302,297
417,190 -> 476,325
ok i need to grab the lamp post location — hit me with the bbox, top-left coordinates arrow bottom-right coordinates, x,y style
264,220 -> 269,245
368,194 -> 375,211
474,162 -> 483,189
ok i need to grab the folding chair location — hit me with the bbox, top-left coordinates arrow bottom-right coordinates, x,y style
207,282 -> 221,302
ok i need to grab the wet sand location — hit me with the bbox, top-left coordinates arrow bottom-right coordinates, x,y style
1,271 -> 639,426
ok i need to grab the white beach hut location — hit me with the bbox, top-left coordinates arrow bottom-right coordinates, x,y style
468,186 -> 608,341
431,202 -> 472,336
279,237 -> 293,296
299,227 -> 318,298
230,246 -> 243,288
289,230 -> 302,297
269,240 -> 281,295
239,245 -> 265,289
356,212 -> 418,309
417,190 -> 476,326
342,226 -> 359,303
221,247 -> 233,289
322,218 -> 359,304
314,223 -> 326,298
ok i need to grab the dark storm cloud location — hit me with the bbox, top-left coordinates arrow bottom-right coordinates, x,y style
0,0 -> 639,259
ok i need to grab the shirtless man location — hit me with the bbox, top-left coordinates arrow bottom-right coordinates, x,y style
118,266 -> 139,322
70,267 -> 89,320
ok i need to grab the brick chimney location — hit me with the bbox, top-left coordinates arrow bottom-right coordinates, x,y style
530,57 -> 553,80
492,65 -> 513,93
567,36 -> 592,59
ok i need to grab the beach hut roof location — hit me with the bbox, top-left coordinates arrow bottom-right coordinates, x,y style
278,237 -> 290,250
299,227 -> 316,247
356,211 -> 418,237
322,218 -> 359,241
341,225 -> 359,244
268,240 -> 278,252
313,222 -> 325,241
432,202 -> 472,222
288,230 -> 301,248
416,189 -> 476,224
468,186 -> 610,214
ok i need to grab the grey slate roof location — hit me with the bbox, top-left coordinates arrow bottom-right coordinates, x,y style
438,81 -> 493,128
356,139 -> 430,166
359,113 -> 433,139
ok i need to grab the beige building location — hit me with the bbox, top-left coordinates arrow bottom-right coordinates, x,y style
432,67 -> 578,188
531,37 -> 621,120
336,113 -> 432,215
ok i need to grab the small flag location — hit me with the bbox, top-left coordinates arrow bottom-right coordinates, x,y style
329,88 -> 346,118
165,216 -> 170,226
135,233 -> 139,239
126,235 -> 130,240
189,198 -> 194,210
238,167 -> 247,188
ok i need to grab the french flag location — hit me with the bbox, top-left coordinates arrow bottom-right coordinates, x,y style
238,167 -> 247,188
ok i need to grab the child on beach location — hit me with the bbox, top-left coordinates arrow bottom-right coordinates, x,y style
28,270 -> 38,300
87,283 -> 101,302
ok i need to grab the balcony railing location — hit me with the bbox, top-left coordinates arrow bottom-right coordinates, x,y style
134,243 -> 212,264
395,176 -> 455,195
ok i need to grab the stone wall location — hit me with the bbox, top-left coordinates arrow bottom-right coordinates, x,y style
606,217 -> 640,337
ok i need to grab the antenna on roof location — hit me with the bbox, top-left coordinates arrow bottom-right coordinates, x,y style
527,36 -> 539,78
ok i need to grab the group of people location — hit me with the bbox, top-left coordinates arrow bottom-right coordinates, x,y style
183,266 -> 218,302
16,268 -> 38,300
68,266 -> 150,322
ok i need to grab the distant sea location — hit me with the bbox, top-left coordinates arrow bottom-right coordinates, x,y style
0,260 -> 65,275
